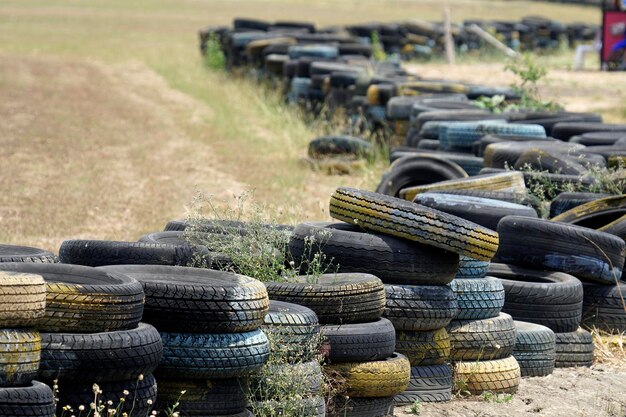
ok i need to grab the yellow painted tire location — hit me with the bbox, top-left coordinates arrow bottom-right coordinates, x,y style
399,172 -> 526,201
0,329 -> 40,387
551,195 -> 626,229
395,328 -> 450,366
454,356 -> 521,395
326,353 -> 411,397
329,187 -> 499,261
0,272 -> 45,327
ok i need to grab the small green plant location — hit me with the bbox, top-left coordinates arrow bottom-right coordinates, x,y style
371,31 -> 387,61
203,33 -> 225,70
505,53 -> 561,112
482,391 -> 514,403
404,399 -> 423,415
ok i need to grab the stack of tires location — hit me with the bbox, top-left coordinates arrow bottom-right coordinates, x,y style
0,263 -> 155,415
99,265 -> 271,417
494,215 -> 626,367
0,270 -> 54,417
265,270 -> 409,416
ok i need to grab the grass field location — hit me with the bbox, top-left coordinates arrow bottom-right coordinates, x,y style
0,0 -> 619,251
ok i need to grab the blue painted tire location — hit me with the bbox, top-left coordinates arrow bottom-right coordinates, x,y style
449,277 -> 505,320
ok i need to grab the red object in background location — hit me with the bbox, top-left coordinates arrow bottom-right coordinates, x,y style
601,10 -> 626,62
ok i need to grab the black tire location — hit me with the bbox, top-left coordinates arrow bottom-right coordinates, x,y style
554,328 -> 594,368
549,192 -> 611,218
308,135 -> 373,159
512,321 -> 556,377
482,141 -> 584,169
551,195 -> 626,230
0,263 -> 144,332
496,216 -> 625,284
384,284 -> 458,331
252,396 -> 325,417
58,240 -> 203,267
0,329 -> 40,387
0,245 -> 57,264
99,265 -> 269,333
570,131 -> 626,146
157,377 -> 246,416
581,282 -> 626,332
58,374 -> 157,417
330,397 -> 394,417
513,148 -> 588,175
265,273 -> 385,324
375,155 -> 468,198
322,318 -> 395,362
456,256 -> 489,279
0,381 -> 55,417
395,328 -> 450,366
330,187 -> 499,261
488,263 -> 583,333
447,313 -> 517,361
289,222 -> 459,285
39,323 -> 162,383
449,277 -> 505,320
394,364 -> 452,404
599,214 -> 626,240
551,122 -> 626,141
157,329 -> 270,379
163,219 -> 294,235
263,300 -> 320,361
413,192 -> 537,230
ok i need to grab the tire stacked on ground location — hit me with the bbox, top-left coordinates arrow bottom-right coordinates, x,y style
99,265 -> 271,417
512,321 -> 556,377
265,272 -> 407,416
0,270 -> 52,417
0,244 -> 57,264
0,263 -> 155,415
493,216 -> 622,366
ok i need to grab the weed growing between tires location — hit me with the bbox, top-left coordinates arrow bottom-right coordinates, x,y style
184,191 -> 336,283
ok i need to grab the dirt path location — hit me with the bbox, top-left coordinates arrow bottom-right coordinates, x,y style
395,364 -> 626,417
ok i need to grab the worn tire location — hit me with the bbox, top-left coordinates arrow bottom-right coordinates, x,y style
252,396 -> 325,417
551,195 -> 626,229
428,189 -> 540,211
447,313 -> 517,361
39,323 -> 162,383
157,329 -> 269,379
326,353 -> 410,397
157,378 -> 246,416
549,192 -> 611,218
488,263 -> 583,333
0,381 -> 55,417
395,328 -> 450,366
496,216 -> 625,284
384,284 -> 458,331
554,328 -> 594,367
289,222 -> 459,285
449,277 -> 505,320
330,396 -> 394,417
99,265 -> 269,333
581,282 -> 626,332
599,214 -> 626,240
0,263 -> 144,332
330,187 -> 499,261
454,356 -> 521,394
265,273 -> 385,324
308,135 -> 373,159
512,321 -> 556,377
0,330 -> 40,387
0,245 -> 56,264
394,364 -> 452,404
262,300 -> 320,361
322,318 -> 395,362
0,271 -> 46,328
456,256 -> 490,279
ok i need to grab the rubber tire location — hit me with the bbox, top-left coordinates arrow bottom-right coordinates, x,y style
57,374 -> 157,417
513,148 -> 588,175
157,377 -> 246,416
0,263 -> 144,332
252,396 -> 325,417
581,282 -> 626,332
99,265 -> 269,333
0,381 -> 55,417
395,328 -> 451,366
330,187 -> 499,261
0,245 -> 56,264
512,321 -> 556,377
330,397 -> 394,417
428,189 -> 540,210
554,328 -> 594,368
414,192 -> 538,230
163,219 -> 294,235
384,284 -> 459,331
322,318 -> 395,363
449,277 -> 505,320
551,195 -> 626,229
0,329 -> 40,387
39,323 -> 162,383
549,192 -> 611,218
249,360 -> 322,400
454,356 -> 521,395
325,353 -> 410,397
308,135 -> 373,159
263,300 -> 320,361
157,329 -> 269,379
58,240 -> 202,267
0,271 -> 45,328
456,256 -> 490,279
394,364 -> 452,404
447,313 -> 517,361
288,221 -> 459,285
551,122 -> 626,141
599,214 -> 626,240
265,273 -> 385,325
488,263 -> 583,333
496,216 -> 625,284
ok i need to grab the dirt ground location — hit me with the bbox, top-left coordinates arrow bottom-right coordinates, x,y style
395,364 -> 626,417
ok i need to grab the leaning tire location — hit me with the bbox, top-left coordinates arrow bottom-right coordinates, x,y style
329,187 -> 499,261
447,313 -> 517,361
0,381 -> 55,417
554,328 -> 594,368
384,284 -> 459,331
322,318 -> 396,362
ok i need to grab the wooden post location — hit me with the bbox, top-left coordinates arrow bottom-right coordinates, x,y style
444,6 -> 456,65
467,24 -> 519,58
